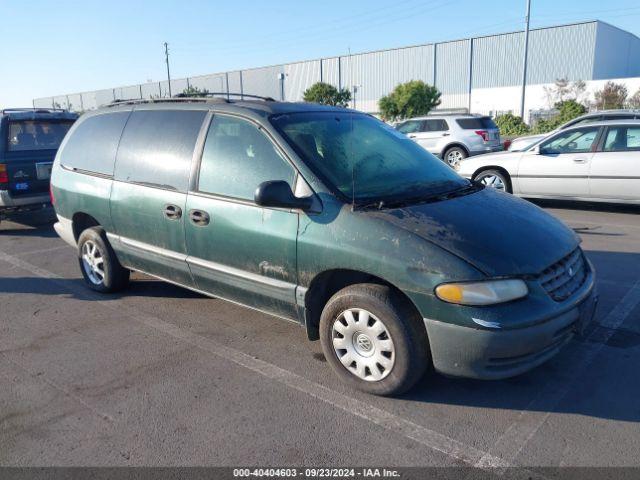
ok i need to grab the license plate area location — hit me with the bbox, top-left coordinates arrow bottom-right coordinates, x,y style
36,162 -> 53,180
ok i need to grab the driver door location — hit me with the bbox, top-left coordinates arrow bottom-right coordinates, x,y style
517,126 -> 601,197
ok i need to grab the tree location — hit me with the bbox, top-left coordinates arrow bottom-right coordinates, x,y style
302,82 -> 351,107
543,78 -> 588,108
494,113 -> 530,136
594,81 -> 627,110
531,99 -> 587,134
627,89 -> 640,109
176,85 -> 210,98
378,80 -> 441,121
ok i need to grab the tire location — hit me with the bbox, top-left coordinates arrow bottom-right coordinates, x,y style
319,283 -> 430,396
474,169 -> 512,193
443,146 -> 467,168
77,227 -> 130,293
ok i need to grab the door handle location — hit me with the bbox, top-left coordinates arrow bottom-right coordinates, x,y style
573,157 -> 588,164
163,204 -> 182,220
189,209 -> 210,226
408,134 -> 417,139
442,133 -> 450,136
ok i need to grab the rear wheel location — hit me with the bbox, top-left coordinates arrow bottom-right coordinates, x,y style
77,227 -> 130,293
443,146 -> 467,168
474,169 -> 512,193
319,284 -> 429,396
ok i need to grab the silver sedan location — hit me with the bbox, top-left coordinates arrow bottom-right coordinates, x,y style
456,120 -> 640,205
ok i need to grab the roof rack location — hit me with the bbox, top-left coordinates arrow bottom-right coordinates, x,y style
2,107 -> 68,114
180,92 -> 276,102
106,92 -> 275,108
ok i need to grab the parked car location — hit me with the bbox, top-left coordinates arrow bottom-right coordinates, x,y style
51,98 -> 596,395
394,114 -> 502,167
457,120 -> 640,204
509,109 -> 640,152
0,108 -> 78,225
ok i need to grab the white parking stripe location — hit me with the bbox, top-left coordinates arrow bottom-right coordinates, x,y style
476,278 -> 640,470
0,249 -> 509,468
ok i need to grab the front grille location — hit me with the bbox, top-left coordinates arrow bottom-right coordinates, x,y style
539,248 -> 588,302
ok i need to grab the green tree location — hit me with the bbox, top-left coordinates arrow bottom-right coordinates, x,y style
378,80 -> 441,121
494,113 -> 530,136
532,100 -> 587,134
594,81 -> 628,110
176,85 -> 210,98
302,82 -> 352,107
627,89 -> 640,109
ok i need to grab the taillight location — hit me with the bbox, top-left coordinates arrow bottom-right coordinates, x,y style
475,130 -> 489,142
0,164 -> 8,188
49,182 -> 55,205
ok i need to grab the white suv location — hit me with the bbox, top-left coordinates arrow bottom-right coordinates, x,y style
395,114 -> 502,167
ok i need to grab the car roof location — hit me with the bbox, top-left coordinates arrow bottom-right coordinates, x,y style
399,113 -> 488,121
1,108 -> 78,121
563,119 -> 640,130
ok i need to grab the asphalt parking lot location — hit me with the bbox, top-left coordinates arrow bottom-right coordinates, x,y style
1,201 -> 639,469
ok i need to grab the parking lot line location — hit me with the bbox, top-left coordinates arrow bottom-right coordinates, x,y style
475,278 -> 640,470
0,248 -> 510,468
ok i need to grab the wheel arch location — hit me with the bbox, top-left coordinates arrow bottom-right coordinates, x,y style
440,142 -> 469,158
303,268 -> 424,341
472,165 -> 513,191
71,212 -> 101,241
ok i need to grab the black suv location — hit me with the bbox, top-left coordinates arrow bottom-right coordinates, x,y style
0,108 -> 77,225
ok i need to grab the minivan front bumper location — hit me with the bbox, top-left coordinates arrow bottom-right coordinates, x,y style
424,277 -> 597,380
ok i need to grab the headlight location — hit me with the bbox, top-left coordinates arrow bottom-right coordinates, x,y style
435,279 -> 528,306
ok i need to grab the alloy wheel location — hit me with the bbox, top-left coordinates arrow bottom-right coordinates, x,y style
81,240 -> 105,286
478,174 -> 506,191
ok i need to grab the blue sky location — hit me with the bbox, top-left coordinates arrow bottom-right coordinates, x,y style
2,0 -> 640,107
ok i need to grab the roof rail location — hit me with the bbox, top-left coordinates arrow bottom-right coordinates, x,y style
2,107 -> 68,114
177,92 -> 276,102
105,92 -> 275,108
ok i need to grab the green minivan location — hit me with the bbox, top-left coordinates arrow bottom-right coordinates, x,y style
51,98 -> 597,395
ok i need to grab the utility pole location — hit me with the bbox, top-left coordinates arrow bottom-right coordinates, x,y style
164,42 -> 172,98
520,0 -> 531,120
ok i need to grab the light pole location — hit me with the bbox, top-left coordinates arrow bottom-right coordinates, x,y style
164,42 -> 172,98
520,0 -> 531,120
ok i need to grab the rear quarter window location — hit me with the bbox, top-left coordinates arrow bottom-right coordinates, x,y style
114,109 -> 206,191
58,112 -> 130,176
456,117 -> 497,130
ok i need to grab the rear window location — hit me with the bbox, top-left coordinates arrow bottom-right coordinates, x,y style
114,109 -> 206,192
59,112 -> 130,176
7,120 -> 74,152
456,117 -> 497,130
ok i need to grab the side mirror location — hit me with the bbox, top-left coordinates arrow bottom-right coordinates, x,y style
531,145 -> 541,154
254,180 -> 312,211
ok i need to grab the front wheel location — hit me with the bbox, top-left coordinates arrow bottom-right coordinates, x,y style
77,227 -> 130,293
319,284 -> 430,396
474,169 -> 512,193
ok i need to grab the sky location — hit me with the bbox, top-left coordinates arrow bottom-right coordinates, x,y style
2,0 -> 640,107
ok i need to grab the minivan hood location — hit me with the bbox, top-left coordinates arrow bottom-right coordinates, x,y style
371,188 -> 579,277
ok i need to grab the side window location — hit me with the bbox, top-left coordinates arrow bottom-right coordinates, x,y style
198,115 -> 295,200
114,109 -> 206,192
58,112 -> 129,176
396,120 -> 423,134
425,119 -> 448,131
540,127 -> 600,155
603,127 -> 640,152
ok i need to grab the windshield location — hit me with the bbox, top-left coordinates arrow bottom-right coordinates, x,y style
7,120 -> 74,152
270,112 -> 468,204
